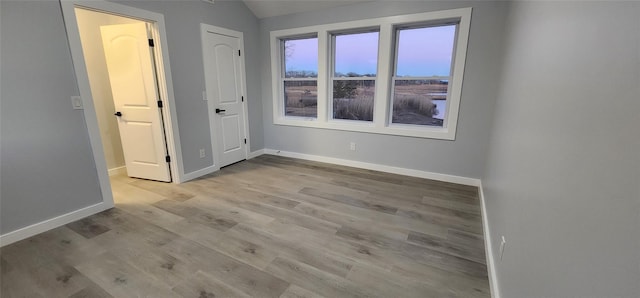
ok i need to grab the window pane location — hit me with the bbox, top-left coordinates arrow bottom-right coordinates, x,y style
333,80 -> 375,121
392,79 -> 448,126
284,38 -> 318,78
396,25 -> 456,77
284,80 -> 317,118
334,32 -> 379,77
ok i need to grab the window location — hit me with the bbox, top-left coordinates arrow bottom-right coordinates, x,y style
270,8 -> 471,140
282,37 -> 318,118
331,31 -> 379,122
391,25 -> 456,127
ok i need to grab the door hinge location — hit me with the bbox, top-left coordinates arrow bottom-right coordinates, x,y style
241,96 -> 244,102
244,138 -> 246,144
157,100 -> 163,108
165,155 -> 171,163
148,39 -> 155,47
238,50 -> 241,56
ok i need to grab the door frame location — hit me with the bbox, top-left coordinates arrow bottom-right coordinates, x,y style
200,24 -> 251,171
61,1 -> 186,207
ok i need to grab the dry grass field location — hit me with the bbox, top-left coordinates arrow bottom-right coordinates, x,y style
284,82 -> 447,126
285,85 -> 318,118
333,84 -> 375,121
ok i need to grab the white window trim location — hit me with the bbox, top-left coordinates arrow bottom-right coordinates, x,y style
270,7 -> 472,140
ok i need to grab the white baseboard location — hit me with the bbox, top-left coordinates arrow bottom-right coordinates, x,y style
0,202 -> 112,247
263,148 -> 481,186
479,183 -> 500,298
181,164 -> 218,183
247,149 -> 265,159
108,166 -> 126,176
180,150 -> 265,183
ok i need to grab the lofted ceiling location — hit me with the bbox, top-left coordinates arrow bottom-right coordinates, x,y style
242,0 -> 370,19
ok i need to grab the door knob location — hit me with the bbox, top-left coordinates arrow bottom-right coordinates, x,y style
215,108 -> 226,114
114,112 -> 122,116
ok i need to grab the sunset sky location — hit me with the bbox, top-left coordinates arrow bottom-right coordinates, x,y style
285,25 -> 456,77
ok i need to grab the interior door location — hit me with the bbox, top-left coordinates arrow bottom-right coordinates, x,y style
101,23 -> 171,182
203,31 -> 247,168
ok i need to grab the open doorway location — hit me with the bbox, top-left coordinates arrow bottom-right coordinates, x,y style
75,8 -> 172,182
62,1 -> 185,209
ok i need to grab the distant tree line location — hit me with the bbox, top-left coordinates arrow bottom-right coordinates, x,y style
334,72 -> 376,78
394,79 -> 448,86
285,70 -> 318,78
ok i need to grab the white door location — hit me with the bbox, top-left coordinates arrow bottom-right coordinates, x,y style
101,23 -> 171,182
203,31 -> 247,168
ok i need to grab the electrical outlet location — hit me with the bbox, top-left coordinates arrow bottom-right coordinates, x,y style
350,142 -> 356,151
199,148 -> 205,158
499,236 -> 506,260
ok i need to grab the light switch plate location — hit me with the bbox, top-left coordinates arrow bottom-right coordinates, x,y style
71,96 -> 83,110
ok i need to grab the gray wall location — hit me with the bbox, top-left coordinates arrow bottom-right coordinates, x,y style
0,0 -> 103,234
115,0 -> 263,173
76,9 -> 139,171
482,2 -> 640,297
258,1 -> 508,179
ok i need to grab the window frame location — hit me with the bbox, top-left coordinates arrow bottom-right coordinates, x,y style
389,23 -> 458,128
280,36 -> 319,120
270,8 -> 472,140
329,29 -> 380,124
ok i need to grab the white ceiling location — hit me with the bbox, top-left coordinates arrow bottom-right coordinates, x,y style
242,0 -> 370,19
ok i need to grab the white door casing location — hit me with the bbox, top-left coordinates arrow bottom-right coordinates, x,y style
101,23 -> 171,182
202,26 -> 249,168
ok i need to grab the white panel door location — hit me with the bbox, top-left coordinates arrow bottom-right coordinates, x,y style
101,23 -> 171,182
203,32 -> 247,167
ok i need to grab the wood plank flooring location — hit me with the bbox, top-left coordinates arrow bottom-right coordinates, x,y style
0,155 -> 490,297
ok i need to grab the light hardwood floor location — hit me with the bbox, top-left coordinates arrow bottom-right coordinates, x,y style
0,155 -> 490,297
